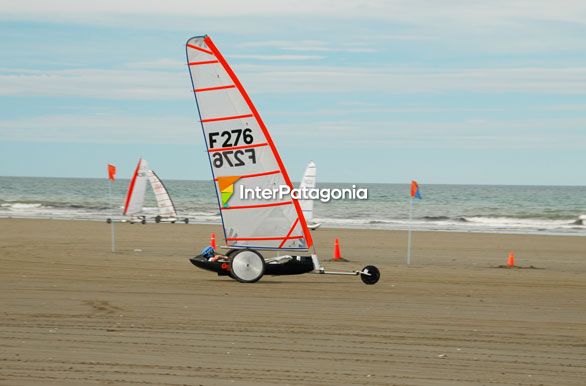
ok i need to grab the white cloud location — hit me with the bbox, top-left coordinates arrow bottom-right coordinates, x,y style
0,68 -> 187,99
3,1 -> 586,26
272,117 -> 586,149
1,109 -> 584,149
543,103 -> 586,112
238,65 -> 586,95
269,106 -> 501,118
2,64 -> 586,101
124,59 -> 185,71
231,54 -> 324,61
241,40 -> 378,53
1,1 -> 585,62
0,113 -> 201,144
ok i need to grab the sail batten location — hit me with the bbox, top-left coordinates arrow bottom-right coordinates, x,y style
188,60 -> 219,66
221,201 -> 292,211
186,35 -> 313,250
214,169 -> 280,181
201,113 -> 254,123
195,84 -> 236,93
207,143 -> 268,154
186,43 -> 214,55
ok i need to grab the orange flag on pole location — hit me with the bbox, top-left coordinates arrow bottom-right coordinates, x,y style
107,163 -> 117,252
107,164 -> 116,181
410,180 -> 422,199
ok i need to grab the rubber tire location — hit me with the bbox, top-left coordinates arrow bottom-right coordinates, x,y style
225,249 -> 239,279
226,249 -> 238,258
141,218 -> 146,225
229,250 -> 265,283
106,218 -> 112,224
184,218 -> 189,224
155,216 -> 161,223
360,265 -> 380,285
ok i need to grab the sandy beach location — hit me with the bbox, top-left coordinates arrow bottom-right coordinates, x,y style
0,218 -> 584,385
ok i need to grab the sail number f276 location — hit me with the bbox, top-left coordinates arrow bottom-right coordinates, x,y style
208,129 -> 257,168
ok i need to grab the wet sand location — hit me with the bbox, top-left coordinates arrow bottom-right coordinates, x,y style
1,218 -> 585,385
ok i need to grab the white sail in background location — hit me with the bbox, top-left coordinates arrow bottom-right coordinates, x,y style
186,35 -> 313,250
147,170 -> 177,218
123,159 -> 149,216
299,161 -> 316,223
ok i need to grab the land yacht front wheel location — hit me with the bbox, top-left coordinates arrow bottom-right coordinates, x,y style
360,265 -> 380,285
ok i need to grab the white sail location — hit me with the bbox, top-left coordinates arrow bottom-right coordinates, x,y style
123,159 -> 149,216
186,35 -> 313,250
299,161 -> 316,223
147,170 -> 177,218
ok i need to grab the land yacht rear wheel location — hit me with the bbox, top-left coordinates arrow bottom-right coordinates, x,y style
230,250 -> 265,283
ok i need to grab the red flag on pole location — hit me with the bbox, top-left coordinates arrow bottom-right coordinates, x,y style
107,164 -> 116,181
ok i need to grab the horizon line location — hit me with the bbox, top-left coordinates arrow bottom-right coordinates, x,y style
1,175 -> 585,188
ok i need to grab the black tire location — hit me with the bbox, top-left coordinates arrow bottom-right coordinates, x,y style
229,250 -> 265,283
184,218 -> 189,224
225,249 -> 239,280
155,216 -> 161,223
360,265 -> 380,285
106,218 -> 112,224
171,221 -> 176,224
226,249 -> 238,258
141,218 -> 146,225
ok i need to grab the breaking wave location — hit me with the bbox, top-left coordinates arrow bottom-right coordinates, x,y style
1,203 -> 43,209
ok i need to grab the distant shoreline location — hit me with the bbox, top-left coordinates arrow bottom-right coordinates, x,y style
1,176 -> 584,236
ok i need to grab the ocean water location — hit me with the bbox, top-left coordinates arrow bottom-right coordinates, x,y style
0,176 -> 585,236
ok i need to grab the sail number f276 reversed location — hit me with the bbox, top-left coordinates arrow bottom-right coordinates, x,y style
212,149 -> 256,168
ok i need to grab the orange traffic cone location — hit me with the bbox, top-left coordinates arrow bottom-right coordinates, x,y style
333,238 -> 342,260
507,251 -> 515,267
211,232 -> 217,249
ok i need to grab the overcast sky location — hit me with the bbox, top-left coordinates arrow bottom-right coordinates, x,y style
1,0 -> 585,185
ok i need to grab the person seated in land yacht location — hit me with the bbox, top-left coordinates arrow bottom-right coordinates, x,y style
201,246 -> 228,262
201,246 -> 294,264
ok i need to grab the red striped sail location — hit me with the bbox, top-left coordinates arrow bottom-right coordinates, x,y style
185,35 -> 312,250
123,159 -> 149,216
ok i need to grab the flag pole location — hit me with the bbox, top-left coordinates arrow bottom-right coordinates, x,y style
407,195 -> 413,265
108,178 -> 116,253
